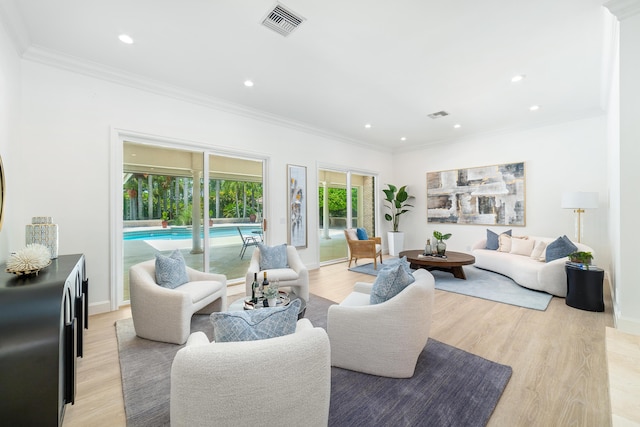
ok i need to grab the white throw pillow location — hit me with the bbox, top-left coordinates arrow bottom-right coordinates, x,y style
499,235 -> 528,253
498,234 -> 512,252
510,238 -> 535,256
346,229 -> 358,241
530,240 -> 547,261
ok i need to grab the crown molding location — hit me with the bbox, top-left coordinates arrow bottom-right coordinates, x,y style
605,0 -> 640,20
0,0 -> 31,55
22,45 -> 392,155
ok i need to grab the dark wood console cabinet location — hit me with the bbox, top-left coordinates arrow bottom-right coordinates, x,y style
0,254 -> 88,426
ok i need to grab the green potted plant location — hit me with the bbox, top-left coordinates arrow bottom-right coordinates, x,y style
161,211 -> 169,228
263,286 -> 279,307
568,251 -> 593,269
433,230 -> 452,255
382,184 -> 414,256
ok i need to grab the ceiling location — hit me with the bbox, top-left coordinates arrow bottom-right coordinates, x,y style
2,0 -> 609,151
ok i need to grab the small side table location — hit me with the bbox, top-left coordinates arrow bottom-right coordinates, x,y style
565,264 -> 605,312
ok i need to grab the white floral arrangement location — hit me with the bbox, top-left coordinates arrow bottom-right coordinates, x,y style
6,244 -> 52,275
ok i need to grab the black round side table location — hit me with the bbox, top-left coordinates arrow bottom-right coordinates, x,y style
565,264 -> 605,312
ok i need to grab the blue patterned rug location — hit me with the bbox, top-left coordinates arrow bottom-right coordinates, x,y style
349,259 -> 552,311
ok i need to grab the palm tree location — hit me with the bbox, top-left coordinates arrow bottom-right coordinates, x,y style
222,180 -> 241,218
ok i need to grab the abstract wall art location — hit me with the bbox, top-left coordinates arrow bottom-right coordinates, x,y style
427,162 -> 525,226
287,164 -> 307,248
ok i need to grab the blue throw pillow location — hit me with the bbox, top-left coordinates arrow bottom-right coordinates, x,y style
398,256 -> 412,273
210,299 -> 300,342
486,229 -> 512,250
370,264 -> 415,305
356,228 -> 369,240
155,249 -> 189,289
258,243 -> 288,270
545,235 -> 578,262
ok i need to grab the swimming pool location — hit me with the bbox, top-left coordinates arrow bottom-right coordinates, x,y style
123,225 -> 262,241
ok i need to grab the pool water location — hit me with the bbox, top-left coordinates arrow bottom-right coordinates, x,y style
123,225 -> 262,241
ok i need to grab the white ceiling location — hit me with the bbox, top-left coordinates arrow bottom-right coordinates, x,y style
2,0 -> 609,151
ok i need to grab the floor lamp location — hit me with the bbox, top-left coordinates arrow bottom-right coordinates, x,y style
561,191 -> 598,243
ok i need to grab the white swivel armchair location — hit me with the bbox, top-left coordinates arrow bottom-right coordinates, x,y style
129,260 -> 227,345
327,268 -> 435,378
245,245 -> 309,301
170,319 -> 331,427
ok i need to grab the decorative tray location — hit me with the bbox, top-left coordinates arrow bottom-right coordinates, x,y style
243,291 -> 290,309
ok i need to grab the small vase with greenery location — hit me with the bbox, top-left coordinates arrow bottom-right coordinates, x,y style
433,230 -> 452,256
382,184 -> 414,232
264,286 -> 279,307
568,251 -> 593,269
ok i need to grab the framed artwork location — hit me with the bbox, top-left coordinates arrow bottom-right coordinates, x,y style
427,162 -> 525,226
287,164 -> 307,248
0,154 -> 4,231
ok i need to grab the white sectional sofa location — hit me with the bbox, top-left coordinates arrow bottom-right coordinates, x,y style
471,236 -> 594,297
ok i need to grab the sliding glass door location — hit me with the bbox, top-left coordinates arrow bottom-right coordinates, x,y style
206,154 -> 264,279
318,168 -> 376,264
121,142 -> 265,303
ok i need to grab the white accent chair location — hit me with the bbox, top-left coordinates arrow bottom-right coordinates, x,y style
170,319 -> 331,427
245,245 -> 309,301
129,260 -> 227,345
327,268 -> 435,378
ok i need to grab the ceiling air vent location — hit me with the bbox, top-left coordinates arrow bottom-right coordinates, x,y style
428,111 -> 450,119
261,3 -> 305,37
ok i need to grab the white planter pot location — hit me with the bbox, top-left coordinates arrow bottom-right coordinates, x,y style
387,231 -> 405,257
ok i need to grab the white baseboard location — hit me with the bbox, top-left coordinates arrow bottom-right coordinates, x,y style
88,300 -> 112,316
614,311 -> 640,335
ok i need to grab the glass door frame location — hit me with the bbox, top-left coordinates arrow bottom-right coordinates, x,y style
112,129 -> 268,309
317,163 -> 379,266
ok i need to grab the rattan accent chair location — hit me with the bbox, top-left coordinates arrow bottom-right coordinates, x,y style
344,228 -> 383,269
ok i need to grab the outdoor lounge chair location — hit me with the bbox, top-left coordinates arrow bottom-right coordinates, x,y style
237,226 -> 260,258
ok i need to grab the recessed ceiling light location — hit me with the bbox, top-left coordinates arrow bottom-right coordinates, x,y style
529,105 -> 540,111
118,34 -> 134,44
400,137 -> 406,141
511,74 -> 525,83
364,123 -> 372,129
244,80 -> 254,87
131,153 -> 137,157
453,124 -> 461,129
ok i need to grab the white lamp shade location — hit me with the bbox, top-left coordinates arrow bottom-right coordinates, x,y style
561,191 -> 598,209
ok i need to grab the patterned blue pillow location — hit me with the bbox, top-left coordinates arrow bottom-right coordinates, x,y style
486,229 -> 512,250
155,249 -> 189,289
545,235 -> 578,262
370,264 -> 415,305
398,256 -> 412,273
258,243 -> 288,270
356,228 -> 369,240
210,299 -> 301,342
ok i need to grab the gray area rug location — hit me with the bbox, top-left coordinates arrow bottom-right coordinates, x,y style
350,259 -> 552,310
117,294 -> 512,427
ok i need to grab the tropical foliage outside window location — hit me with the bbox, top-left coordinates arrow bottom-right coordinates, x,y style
122,174 -> 263,223
318,187 -> 357,226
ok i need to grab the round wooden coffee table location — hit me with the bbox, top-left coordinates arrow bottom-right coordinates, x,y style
399,250 -> 475,280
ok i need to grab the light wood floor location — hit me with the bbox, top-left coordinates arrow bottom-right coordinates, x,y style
64,259 -> 615,426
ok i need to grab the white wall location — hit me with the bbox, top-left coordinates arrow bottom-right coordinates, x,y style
16,61 -> 393,312
0,18 -> 21,260
391,115 -> 610,268
609,1 -> 640,334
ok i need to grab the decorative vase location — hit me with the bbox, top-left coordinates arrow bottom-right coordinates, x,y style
25,216 -> 59,259
388,231 -> 404,257
268,298 -> 278,307
436,241 -> 446,256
